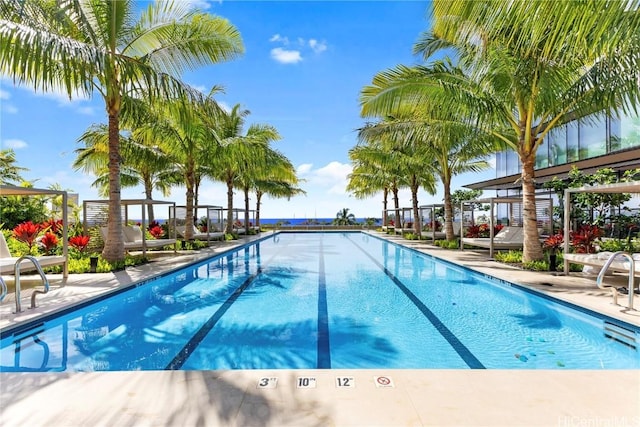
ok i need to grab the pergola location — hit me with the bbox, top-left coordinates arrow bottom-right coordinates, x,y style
562,181 -> 640,274
0,185 -> 69,277
459,196 -> 553,258
83,198 -> 177,256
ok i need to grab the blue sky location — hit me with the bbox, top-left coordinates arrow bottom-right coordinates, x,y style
0,0 -> 495,220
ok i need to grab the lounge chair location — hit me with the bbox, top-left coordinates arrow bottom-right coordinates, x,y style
563,252 -> 640,276
100,226 -> 177,251
461,226 -> 525,250
423,222 -> 461,240
0,233 -> 66,275
175,225 -> 224,241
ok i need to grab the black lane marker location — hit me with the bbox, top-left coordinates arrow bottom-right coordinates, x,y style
346,236 -> 485,369
165,269 -> 263,370
317,235 -> 331,369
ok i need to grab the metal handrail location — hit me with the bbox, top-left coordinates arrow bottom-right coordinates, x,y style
596,251 -> 635,311
0,276 -> 7,302
14,255 -> 50,313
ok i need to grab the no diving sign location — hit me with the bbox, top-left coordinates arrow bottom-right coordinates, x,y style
373,376 -> 394,388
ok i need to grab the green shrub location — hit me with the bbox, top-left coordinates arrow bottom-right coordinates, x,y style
522,260 -> 548,271
494,250 -> 522,263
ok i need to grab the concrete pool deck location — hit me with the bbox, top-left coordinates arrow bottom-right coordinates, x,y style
1,230 -> 639,426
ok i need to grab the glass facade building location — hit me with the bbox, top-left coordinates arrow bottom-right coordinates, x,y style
494,113 -> 640,182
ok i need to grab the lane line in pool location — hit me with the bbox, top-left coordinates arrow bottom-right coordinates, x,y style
317,234 -> 331,369
165,269 -> 263,370
346,236 -> 485,369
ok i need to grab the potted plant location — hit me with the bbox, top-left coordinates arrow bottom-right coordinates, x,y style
543,232 -> 564,271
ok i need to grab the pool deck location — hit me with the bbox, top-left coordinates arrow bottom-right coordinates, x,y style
1,230 -> 639,427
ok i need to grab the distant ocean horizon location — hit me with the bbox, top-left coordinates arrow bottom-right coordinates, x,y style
137,217 -> 383,226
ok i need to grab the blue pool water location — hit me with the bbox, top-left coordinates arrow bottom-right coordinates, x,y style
1,232 -> 638,372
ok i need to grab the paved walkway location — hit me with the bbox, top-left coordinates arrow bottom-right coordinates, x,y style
1,231 -> 638,426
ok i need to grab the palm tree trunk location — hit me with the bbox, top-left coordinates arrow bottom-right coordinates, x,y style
102,109 -> 125,262
382,187 -> 388,226
244,186 -> 250,234
392,183 -> 400,229
521,153 -> 543,262
226,178 -> 234,235
185,162 -> 195,241
255,191 -> 263,229
442,175 -> 454,241
410,175 -> 421,237
143,176 -> 155,223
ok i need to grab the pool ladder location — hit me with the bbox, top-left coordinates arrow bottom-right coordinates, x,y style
10,256 -> 50,313
596,251 -> 637,311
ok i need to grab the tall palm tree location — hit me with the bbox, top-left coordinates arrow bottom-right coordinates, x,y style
358,115 -> 494,241
239,145 -> 303,230
0,149 -> 27,185
347,148 -> 392,227
203,105 -> 279,235
139,95 -> 221,240
0,0 -> 243,261
74,124 -> 178,222
359,0 -> 640,261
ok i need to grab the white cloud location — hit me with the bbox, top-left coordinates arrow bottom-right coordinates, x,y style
270,48 -> 303,64
0,89 -> 10,100
297,163 -> 313,175
314,162 -> 352,194
3,139 -> 28,149
269,34 -> 289,45
184,0 -> 212,10
76,106 -> 95,115
309,39 -> 327,54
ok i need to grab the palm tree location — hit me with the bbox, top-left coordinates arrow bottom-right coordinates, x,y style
0,149 -> 27,185
0,0 -> 244,261
347,148 -> 392,228
358,115 -> 494,241
74,124 -> 178,222
334,208 -> 356,225
241,146 -> 303,230
359,0 -> 640,261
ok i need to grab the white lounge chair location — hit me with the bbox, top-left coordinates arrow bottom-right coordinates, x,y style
0,232 -> 66,275
461,226 -> 525,250
175,225 -> 224,241
423,222 -> 461,240
100,226 -> 176,251
563,252 -> 640,276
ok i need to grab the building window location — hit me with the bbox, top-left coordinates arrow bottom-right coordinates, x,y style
535,137 -> 549,168
579,116 -> 607,159
611,113 -> 640,152
547,127 -> 566,166
506,149 -> 520,176
566,121 -> 580,162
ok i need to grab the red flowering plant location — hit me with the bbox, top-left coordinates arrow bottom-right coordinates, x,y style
465,224 -> 482,238
39,232 -> 59,255
570,225 -> 603,254
543,232 -> 564,254
69,235 -> 91,258
149,225 -> 164,239
12,221 -> 42,255
41,218 -> 64,237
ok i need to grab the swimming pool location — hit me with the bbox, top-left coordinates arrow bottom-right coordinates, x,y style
1,232 -> 638,371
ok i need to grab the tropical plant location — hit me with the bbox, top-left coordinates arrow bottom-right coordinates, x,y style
333,208 -> 357,225
1,0 -> 244,262
39,232 -> 59,255
570,225 -> 603,254
69,235 -> 91,255
359,0 -> 640,262
12,221 -> 41,254
0,149 -> 28,185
